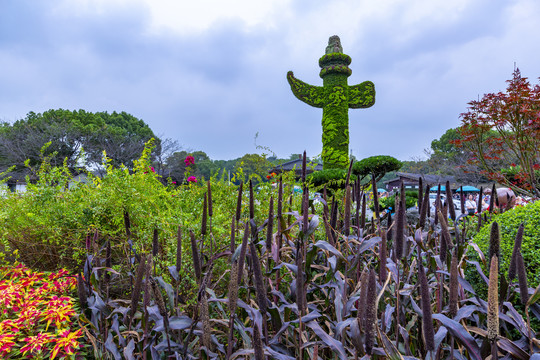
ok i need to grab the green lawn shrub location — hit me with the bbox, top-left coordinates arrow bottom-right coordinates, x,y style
473,200 -> 540,289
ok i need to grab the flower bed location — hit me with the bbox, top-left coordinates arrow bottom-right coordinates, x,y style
0,262 -> 83,359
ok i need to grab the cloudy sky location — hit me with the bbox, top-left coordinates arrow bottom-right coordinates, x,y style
1,0 -> 539,162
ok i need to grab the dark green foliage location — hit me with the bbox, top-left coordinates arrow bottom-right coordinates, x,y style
352,155 -> 402,182
474,200 -> 540,288
0,109 -> 157,177
375,190 -> 418,211
307,168 -> 347,189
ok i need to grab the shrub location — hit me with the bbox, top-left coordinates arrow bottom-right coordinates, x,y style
374,190 -> 418,211
352,155 -> 402,181
307,168 -> 347,190
473,200 -> 540,288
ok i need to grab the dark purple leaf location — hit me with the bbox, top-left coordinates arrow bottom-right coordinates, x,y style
455,305 -> 480,322
503,302 -> 529,337
123,339 -> 135,360
434,326 -> 448,352
105,332 -> 122,360
335,318 -> 356,335
266,347 -> 295,360
304,320 -> 348,360
432,314 -> 482,360
314,240 -> 344,259
497,336 -> 530,360
358,237 -> 381,253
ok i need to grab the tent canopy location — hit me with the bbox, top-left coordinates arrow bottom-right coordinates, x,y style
430,185 -> 445,191
456,186 -> 480,192
377,188 -> 387,193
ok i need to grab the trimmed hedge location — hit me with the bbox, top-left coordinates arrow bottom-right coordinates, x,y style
473,200 -> 540,288
307,168 -> 347,190
352,155 -> 402,180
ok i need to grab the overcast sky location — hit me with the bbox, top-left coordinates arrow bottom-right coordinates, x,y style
1,0 -> 539,162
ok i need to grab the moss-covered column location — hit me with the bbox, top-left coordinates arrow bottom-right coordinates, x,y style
287,35 -> 376,169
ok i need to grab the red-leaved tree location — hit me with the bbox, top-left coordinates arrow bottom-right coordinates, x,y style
456,68 -> 540,198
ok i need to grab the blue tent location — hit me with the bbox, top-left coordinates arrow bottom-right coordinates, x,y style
377,188 -> 387,193
430,185 -> 445,191
455,186 -> 480,192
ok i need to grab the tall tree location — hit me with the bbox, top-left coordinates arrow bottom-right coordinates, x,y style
0,109 -> 158,179
457,69 -> 540,197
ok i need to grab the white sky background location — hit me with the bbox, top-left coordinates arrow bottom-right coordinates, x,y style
1,0 -> 539,161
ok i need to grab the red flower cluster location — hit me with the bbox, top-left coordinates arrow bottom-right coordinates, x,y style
184,155 -> 195,166
266,172 -> 277,180
187,176 -> 197,183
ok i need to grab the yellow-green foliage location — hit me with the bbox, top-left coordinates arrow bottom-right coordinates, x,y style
0,141 -> 280,268
0,141 -> 307,307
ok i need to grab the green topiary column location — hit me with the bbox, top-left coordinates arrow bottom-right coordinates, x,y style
287,35 -> 376,169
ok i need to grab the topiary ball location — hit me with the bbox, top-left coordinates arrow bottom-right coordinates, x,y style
352,155 -> 402,180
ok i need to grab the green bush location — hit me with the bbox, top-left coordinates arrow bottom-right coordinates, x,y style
373,190 -> 418,211
307,168 -> 347,191
352,155 -> 402,181
472,200 -> 540,288
0,140 -> 289,307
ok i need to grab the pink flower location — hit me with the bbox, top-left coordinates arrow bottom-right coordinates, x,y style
150,166 -> 155,173
187,176 -> 197,183
184,155 -> 195,166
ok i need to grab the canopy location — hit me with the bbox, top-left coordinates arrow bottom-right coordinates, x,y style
377,188 -> 387,193
455,186 -> 480,192
430,185 -> 445,191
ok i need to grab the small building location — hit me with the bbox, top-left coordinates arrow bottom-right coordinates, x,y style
268,158 -> 323,177
383,172 -> 456,192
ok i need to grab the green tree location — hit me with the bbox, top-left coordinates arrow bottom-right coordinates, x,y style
234,153 -> 273,184
0,109 -> 158,179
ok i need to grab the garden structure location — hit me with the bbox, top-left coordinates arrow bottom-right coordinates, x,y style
287,35 -> 376,169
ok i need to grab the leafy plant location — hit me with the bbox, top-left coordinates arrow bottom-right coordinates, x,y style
2,143 -> 540,359
352,155 -> 402,183
473,200 -> 540,288
0,261 -> 85,359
